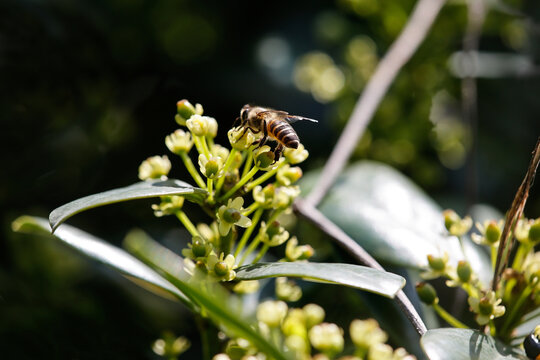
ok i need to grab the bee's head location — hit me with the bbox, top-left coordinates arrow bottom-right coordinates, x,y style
240,104 -> 252,122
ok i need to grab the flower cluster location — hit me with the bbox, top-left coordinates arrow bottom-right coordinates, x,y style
212,301 -> 415,360
418,209 -> 540,341
139,99 -> 314,285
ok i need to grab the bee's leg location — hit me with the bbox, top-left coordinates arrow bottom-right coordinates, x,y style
238,125 -> 260,139
273,144 -> 284,163
252,121 -> 268,147
233,116 -> 241,129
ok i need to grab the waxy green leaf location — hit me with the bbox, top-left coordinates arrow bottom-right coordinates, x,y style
236,262 -> 405,298
421,328 -> 528,360
49,179 -> 207,231
301,161 -> 492,285
12,216 -> 193,306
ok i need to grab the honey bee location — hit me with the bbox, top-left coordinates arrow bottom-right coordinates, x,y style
235,104 -> 318,159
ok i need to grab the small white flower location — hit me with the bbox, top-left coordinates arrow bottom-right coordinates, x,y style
138,155 -> 171,180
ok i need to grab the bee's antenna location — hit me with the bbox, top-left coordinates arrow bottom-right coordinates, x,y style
233,116 -> 241,128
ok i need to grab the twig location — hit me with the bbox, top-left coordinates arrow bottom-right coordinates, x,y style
491,137 -> 540,291
305,0 -> 447,207
462,0 -> 487,210
294,198 -> 427,336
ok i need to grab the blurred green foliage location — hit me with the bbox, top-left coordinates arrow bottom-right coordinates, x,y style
1,0 -> 539,358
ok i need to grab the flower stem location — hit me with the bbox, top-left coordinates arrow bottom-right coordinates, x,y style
215,148 -> 238,194
246,160 -> 286,191
512,243 -> 531,270
219,167 -> 259,201
490,246 -> 497,271
433,303 -> 469,329
207,178 -> 214,203
176,210 -> 200,237
238,234 -> 261,266
251,243 -> 269,264
234,208 -> 263,258
499,285 -> 533,337
242,202 -> 260,217
242,151 -> 253,178
179,152 -> 206,189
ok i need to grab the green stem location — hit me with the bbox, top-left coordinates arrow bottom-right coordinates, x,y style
234,208 -> 263,258
180,152 -> 206,189
512,243 -> 531,270
175,210 -> 200,237
215,148 -> 239,195
499,285 -> 533,337
239,234 -> 261,266
242,151 -> 253,179
207,178 -> 214,203
251,243 -> 269,264
192,136 -> 206,157
433,303 -> 469,329
491,246 -> 497,271
195,315 -> 211,360
242,202 -> 260,217
200,136 -> 211,159
219,167 -> 259,201
266,209 -> 283,225
245,160 -> 286,191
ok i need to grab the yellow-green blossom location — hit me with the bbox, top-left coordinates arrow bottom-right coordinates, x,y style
152,332 -> 190,358
523,251 -> 540,287
257,300 -> 288,328
206,116 -> 218,138
211,144 -> 230,160
151,195 -> 184,217
198,154 -> 224,179
471,220 -> 503,246
367,343 -> 393,360
232,280 -> 260,294
259,221 -> 289,246
284,143 -> 309,164
253,184 -> 277,208
276,277 -> 302,302
253,145 -> 276,170
421,253 -> 452,280
277,164 -> 303,186
228,127 -> 259,150
217,197 -> 251,236
468,291 -> 505,325
207,252 -> 236,281
443,209 -> 472,237
275,186 -> 301,209
175,99 -> 203,126
186,114 -> 215,136
182,236 -> 212,260
304,304 -> 325,328
309,323 -> 344,356
138,155 -> 171,180
197,222 -> 220,245
285,237 -> 314,262
165,129 -> 193,154
350,319 -> 387,351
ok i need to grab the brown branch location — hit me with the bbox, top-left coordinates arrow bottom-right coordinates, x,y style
492,137 -> 540,291
305,0 -> 448,207
294,198 -> 428,336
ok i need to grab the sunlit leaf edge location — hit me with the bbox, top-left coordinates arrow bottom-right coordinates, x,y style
236,262 -> 405,298
49,179 -> 207,231
421,328 -> 528,360
12,215 -> 194,308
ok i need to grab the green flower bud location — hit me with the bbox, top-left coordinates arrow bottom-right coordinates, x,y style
192,237 -> 208,258
138,155 -> 171,180
485,221 -> 502,244
427,254 -> 445,271
457,260 -> 472,283
285,335 -> 309,357
443,209 -> 460,231
176,99 -> 203,126
223,208 -> 241,223
151,195 -> 184,217
198,154 -> 223,179
478,297 -> 494,315
282,309 -> 307,337
416,282 -> 438,305
303,303 -> 325,328
529,219 -> 540,243
232,280 -> 260,294
256,300 -> 288,328
214,261 -> 229,277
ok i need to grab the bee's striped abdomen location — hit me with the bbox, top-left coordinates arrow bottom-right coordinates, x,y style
267,119 -> 300,149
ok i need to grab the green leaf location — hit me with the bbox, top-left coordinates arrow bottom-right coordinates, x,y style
301,161 -> 492,285
49,179 -> 207,231
12,216 -> 193,307
236,262 -> 405,298
124,230 -> 291,360
421,328 -> 528,360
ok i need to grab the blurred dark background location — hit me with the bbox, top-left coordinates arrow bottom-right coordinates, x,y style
1,0 -> 539,358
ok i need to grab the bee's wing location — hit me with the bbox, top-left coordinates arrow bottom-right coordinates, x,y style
257,110 -> 318,124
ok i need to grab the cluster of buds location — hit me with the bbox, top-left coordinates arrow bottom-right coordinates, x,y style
418,209 -> 540,342
212,302 -> 414,360
138,99 -> 313,285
